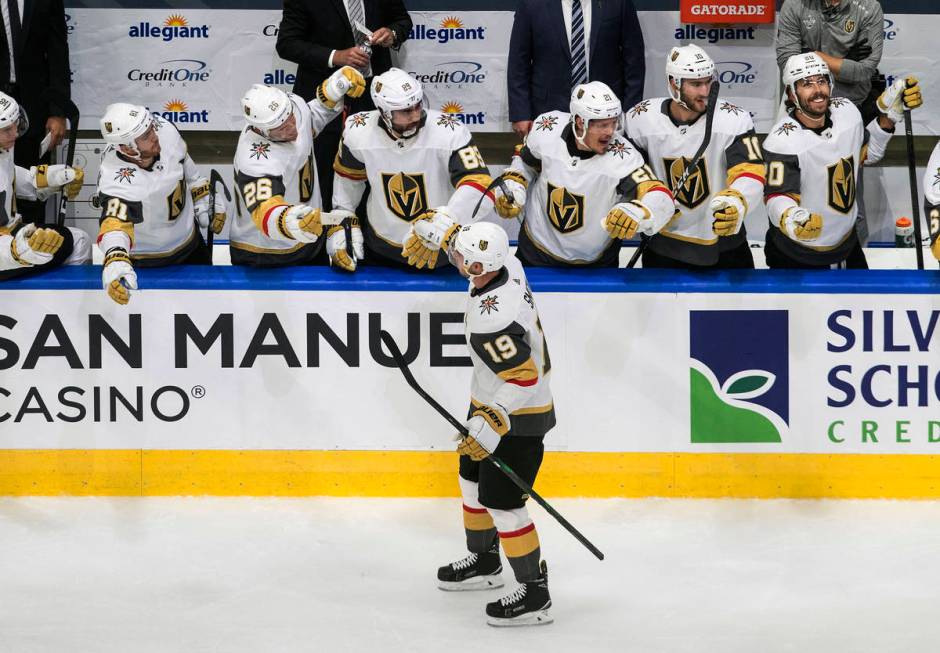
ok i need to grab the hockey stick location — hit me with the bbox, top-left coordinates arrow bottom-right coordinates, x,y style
207,169 -> 231,252
903,109 -> 925,270
379,330 -> 605,561
626,80 -> 721,268
56,97 -> 80,227
472,175 -> 522,225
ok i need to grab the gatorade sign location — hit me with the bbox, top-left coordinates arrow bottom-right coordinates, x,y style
680,0 -> 775,24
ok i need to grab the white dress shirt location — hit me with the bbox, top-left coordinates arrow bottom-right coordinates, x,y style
0,0 -> 24,83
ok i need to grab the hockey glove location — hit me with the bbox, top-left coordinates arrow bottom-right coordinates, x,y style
279,204 -> 323,243
602,201 -> 652,240
929,208 -> 940,261
494,173 -> 526,219
877,76 -> 922,123
10,224 -> 64,266
401,208 -> 459,269
29,164 -> 84,200
710,189 -> 748,237
456,403 -> 510,462
319,66 -> 367,108
781,207 -> 823,242
102,247 -> 138,305
191,178 -> 228,235
326,217 -> 364,272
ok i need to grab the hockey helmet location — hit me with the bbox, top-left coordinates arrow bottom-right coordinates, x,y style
241,84 -> 294,135
452,221 -> 509,277
0,91 -> 28,138
782,53 -> 833,99
569,81 -> 622,147
665,45 -> 716,104
371,68 -> 426,137
100,103 -> 155,157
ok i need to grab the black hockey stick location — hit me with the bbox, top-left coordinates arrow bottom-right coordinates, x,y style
903,108 -> 925,270
472,175 -> 522,225
379,330 -> 605,561
56,96 -> 80,227
207,168 -> 231,252
626,80 -> 721,268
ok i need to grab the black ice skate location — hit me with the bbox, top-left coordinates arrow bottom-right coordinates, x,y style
437,545 -> 504,591
485,560 -> 552,627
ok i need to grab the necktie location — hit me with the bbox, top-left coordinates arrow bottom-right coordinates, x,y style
570,0 -> 587,87
7,0 -> 20,54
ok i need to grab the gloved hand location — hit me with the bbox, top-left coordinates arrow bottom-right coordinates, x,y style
11,224 -> 64,266
602,201 -> 653,239
326,218 -> 365,272
493,174 -> 526,219
929,208 -> 940,261
280,204 -> 323,243
781,206 -> 823,242
102,247 -> 137,305
401,207 -> 459,269
878,76 -> 923,123
455,403 -> 510,461
320,66 -> 367,107
29,164 -> 84,200
710,189 -> 748,236
192,187 -> 227,235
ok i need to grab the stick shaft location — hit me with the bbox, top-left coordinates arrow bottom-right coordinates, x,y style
903,110 -> 925,270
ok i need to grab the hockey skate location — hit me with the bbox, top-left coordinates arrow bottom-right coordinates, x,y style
437,545 -> 504,591
485,560 -> 552,626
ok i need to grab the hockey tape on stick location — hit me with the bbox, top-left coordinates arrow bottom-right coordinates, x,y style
320,210 -> 356,226
379,330 -> 605,561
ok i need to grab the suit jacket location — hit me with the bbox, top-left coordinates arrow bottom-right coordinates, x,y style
0,0 -> 71,119
507,0 -> 645,123
276,0 -> 412,103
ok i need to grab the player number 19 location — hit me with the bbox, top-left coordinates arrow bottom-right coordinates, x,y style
482,335 -> 517,363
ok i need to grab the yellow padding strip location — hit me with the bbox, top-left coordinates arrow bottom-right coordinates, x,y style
463,509 -> 495,531
4,450 -> 940,498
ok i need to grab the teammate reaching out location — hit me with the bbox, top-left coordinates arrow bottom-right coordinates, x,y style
923,141 -> 940,262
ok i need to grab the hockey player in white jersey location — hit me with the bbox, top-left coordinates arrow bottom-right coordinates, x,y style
763,53 -> 923,268
331,68 -> 496,270
625,45 -> 765,269
923,142 -> 940,262
436,222 -> 554,627
232,67 -> 366,269
489,81 -> 675,267
0,91 -> 90,280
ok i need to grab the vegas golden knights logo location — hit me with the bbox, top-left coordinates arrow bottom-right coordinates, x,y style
546,183 -> 584,233
827,156 -> 856,214
167,179 -> 186,221
299,154 -> 314,203
381,172 -> 429,221
664,157 -> 710,209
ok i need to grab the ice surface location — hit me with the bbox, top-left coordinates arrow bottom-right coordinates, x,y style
2,497 -> 939,652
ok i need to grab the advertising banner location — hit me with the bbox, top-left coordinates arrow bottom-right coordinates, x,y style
680,0 -> 775,25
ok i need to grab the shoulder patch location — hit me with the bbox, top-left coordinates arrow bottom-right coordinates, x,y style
719,101 -> 744,116
113,167 -> 137,184
605,138 -> 633,159
774,121 -> 799,137
436,112 -> 461,130
829,97 -> 849,109
249,141 -> 271,160
534,114 -> 560,132
629,100 -> 652,118
479,294 -> 500,316
349,112 -> 369,128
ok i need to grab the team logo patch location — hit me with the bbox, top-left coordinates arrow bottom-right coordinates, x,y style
545,183 -> 585,234
827,155 -> 856,214
775,122 -> 798,136
381,172 -> 429,221
350,112 -> 368,128
167,179 -> 186,220
629,100 -> 651,117
932,167 -> 940,189
844,19 -> 856,33
689,310 -> 789,444
299,155 -> 314,203
605,139 -> 631,159
719,101 -> 743,115
114,167 -> 136,184
665,157 -> 710,209
829,97 -> 848,109
535,115 -> 558,132
479,295 -> 499,315
249,142 -> 270,160
436,112 -> 460,130
478,239 -> 488,251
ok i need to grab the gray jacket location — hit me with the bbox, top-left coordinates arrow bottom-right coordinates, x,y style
776,0 -> 884,105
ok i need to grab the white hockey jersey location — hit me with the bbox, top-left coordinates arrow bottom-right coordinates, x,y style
509,110 -> 672,265
763,98 -> 892,265
624,98 -> 765,265
232,92 -> 341,262
332,109 -> 492,267
96,115 -> 202,263
0,148 -> 43,271
465,255 -> 554,437
924,141 -> 940,257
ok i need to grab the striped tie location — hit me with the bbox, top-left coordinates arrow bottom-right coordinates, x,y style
570,0 -> 587,87
348,0 -> 372,77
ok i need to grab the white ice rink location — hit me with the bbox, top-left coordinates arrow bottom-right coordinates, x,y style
2,497 -> 939,653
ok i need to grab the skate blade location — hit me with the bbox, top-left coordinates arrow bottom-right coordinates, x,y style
438,575 -> 504,592
486,609 -> 553,627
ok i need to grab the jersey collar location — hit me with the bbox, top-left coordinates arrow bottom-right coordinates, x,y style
470,267 -> 510,297
789,108 -> 834,135
562,124 -> 598,160
662,98 -> 705,129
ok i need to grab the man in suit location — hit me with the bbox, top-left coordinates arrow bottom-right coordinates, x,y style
507,0 -> 645,140
0,0 -> 71,224
276,0 -> 412,210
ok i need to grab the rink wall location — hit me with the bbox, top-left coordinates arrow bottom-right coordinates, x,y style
1,266 -> 940,498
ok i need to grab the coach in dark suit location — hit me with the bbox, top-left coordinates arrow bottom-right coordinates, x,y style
276,0 -> 412,210
0,0 -> 71,224
507,0 -> 645,139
